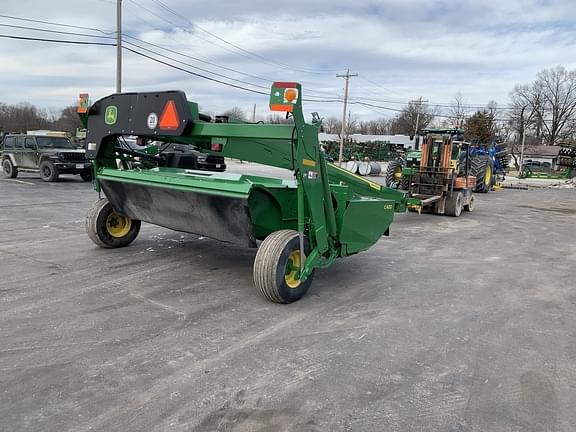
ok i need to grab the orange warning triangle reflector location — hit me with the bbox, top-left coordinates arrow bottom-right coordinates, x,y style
159,100 -> 180,130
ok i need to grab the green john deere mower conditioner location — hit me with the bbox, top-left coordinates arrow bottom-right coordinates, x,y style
80,83 -> 419,303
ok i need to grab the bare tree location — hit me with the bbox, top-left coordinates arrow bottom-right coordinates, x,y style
536,67 -> 576,144
221,107 -> 247,122
464,110 -> 496,143
357,118 -> 392,135
265,114 -> 293,124
447,91 -> 467,128
53,106 -> 84,133
510,66 -> 576,145
390,101 -> 438,135
0,102 -> 51,133
322,117 -> 341,134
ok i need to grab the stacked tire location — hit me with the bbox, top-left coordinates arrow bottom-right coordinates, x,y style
494,141 -> 509,171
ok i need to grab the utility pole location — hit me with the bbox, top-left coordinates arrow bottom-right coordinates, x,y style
412,96 -> 428,137
116,0 -> 122,93
519,105 -> 527,174
519,104 -> 535,175
336,69 -> 357,164
252,104 -> 256,122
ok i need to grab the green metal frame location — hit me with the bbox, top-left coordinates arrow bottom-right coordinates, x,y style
519,166 -> 573,179
81,83 -> 419,282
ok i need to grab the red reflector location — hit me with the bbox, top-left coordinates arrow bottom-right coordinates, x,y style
159,100 -> 180,130
211,143 -> 223,152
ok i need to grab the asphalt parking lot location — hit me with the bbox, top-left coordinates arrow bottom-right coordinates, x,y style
1,168 -> 575,432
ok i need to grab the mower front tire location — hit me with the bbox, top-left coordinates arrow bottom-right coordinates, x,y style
86,198 -> 141,248
253,230 -> 315,304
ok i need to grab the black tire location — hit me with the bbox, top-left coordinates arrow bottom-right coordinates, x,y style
2,159 -> 18,178
464,194 -> 476,212
39,160 -> 59,182
520,166 -> 532,179
80,171 -> 92,182
253,230 -> 315,304
86,198 -> 141,248
470,155 -> 493,193
385,159 -> 404,188
445,191 -> 464,217
399,174 -> 411,191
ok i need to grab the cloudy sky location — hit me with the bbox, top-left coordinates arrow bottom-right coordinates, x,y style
1,0 -> 575,120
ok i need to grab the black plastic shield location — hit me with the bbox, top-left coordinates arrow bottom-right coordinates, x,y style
100,179 -> 257,247
85,91 -> 193,159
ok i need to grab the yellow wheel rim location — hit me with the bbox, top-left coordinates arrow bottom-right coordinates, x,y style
284,250 -> 302,289
394,166 -> 402,182
484,165 -> 492,185
106,212 -> 132,238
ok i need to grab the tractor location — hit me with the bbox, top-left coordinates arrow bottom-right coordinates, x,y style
386,133 -> 508,194
407,129 -> 476,216
385,129 -> 466,193
385,147 -> 421,190
78,83 -> 420,304
468,138 -> 508,193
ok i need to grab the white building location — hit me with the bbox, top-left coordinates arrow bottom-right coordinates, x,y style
318,133 -> 418,148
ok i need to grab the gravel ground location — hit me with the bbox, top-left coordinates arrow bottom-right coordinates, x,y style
1,169 -> 575,432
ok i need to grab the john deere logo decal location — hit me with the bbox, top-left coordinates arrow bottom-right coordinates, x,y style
104,105 -> 118,125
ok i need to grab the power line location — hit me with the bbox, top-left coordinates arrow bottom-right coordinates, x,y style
0,12 -> 496,110
0,34 -> 115,46
122,39 -> 270,90
355,74 -> 516,110
122,34 -> 272,84
0,20 -> 278,93
130,0 -> 339,75
122,33 -> 341,98
122,46 -> 271,95
124,0 -> 265,65
0,13 -> 115,34
349,93 -> 515,111
0,23 -> 116,40
0,14 -> 277,86
0,19 -> 286,93
0,14 -> 543,112
0,32 -> 271,96
357,75 -> 413,98
0,29 -> 559,123
0,22 -> 342,101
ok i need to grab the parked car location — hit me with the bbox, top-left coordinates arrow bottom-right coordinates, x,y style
116,138 -> 226,172
522,160 -> 552,169
1,134 -> 92,182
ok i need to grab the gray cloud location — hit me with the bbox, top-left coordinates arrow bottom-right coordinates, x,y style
1,0 -> 575,120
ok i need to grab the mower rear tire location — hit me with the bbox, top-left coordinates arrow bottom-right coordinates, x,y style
86,198 -> 141,248
253,229 -> 315,304
445,191 -> 464,217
